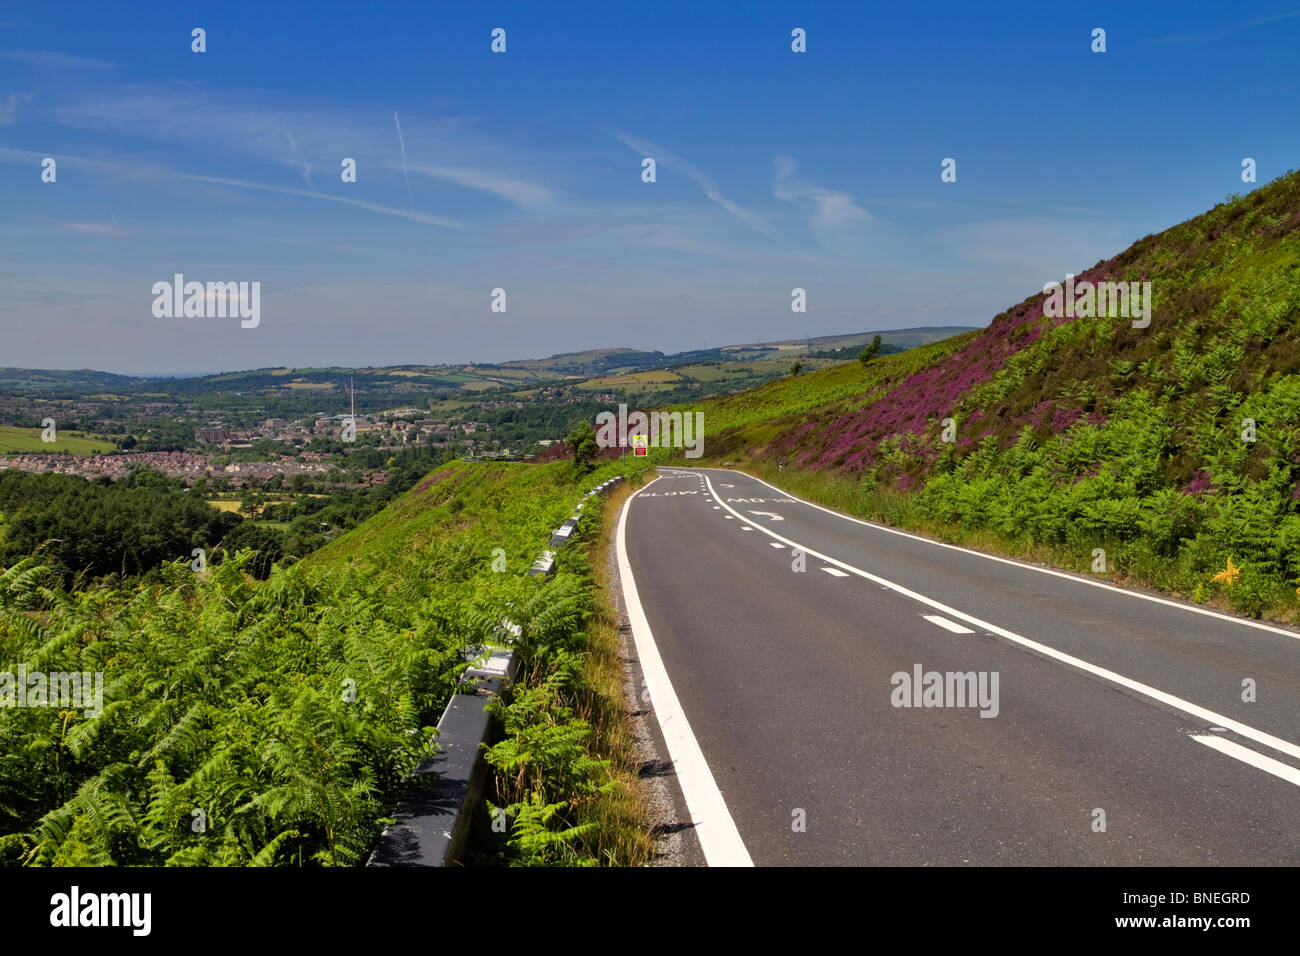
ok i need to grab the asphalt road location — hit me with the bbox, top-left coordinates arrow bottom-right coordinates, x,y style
618,467 -> 1300,866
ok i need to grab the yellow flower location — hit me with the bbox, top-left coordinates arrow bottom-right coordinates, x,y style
1211,557 -> 1240,587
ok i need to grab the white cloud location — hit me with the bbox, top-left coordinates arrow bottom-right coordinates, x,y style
612,130 -> 778,239
404,164 -> 555,209
937,217 -> 1125,275
1,139 -> 464,229
1149,10 -> 1300,43
0,145 -> 116,169
772,154 -> 873,254
52,90 -> 387,186
0,49 -> 117,69
0,91 -> 32,125
175,172 -> 465,228
49,89 -> 560,216
65,221 -> 127,236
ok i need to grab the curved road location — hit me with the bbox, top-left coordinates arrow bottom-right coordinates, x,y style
618,467 -> 1300,866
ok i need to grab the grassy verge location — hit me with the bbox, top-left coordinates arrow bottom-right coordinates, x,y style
467,471 -> 655,866
575,476 -> 655,865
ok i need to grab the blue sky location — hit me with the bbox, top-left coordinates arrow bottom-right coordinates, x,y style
2,1 -> 1298,375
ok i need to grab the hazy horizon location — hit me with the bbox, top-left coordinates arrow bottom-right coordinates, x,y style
2,322 -> 983,379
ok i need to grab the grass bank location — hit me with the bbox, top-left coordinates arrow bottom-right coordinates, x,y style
468,471 -> 655,866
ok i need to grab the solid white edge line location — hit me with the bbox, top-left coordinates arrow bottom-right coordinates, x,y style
617,476 -> 754,867
1190,735 -> 1300,787
701,473 -> 1300,765
695,467 -> 1300,643
923,614 -> 975,634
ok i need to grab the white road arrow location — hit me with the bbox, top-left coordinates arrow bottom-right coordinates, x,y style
748,510 -> 784,521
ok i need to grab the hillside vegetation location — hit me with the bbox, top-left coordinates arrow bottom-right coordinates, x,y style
0,456 -> 646,866
672,170 -> 1300,620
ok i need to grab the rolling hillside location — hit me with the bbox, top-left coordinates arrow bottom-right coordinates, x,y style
0,327 -> 976,399
674,169 -> 1300,620
0,455 -> 649,866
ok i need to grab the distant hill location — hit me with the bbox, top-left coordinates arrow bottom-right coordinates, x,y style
0,368 -> 140,391
0,326 -> 977,397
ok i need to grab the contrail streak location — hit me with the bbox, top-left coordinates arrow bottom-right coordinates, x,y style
394,111 -> 414,210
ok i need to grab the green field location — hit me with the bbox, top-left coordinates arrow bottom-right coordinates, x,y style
0,425 -> 117,455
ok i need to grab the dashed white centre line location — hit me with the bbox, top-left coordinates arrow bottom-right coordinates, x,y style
1191,735 -> 1300,788
700,471 -> 1300,766
923,614 -> 975,634
768,542 -> 785,549
821,567 -> 850,577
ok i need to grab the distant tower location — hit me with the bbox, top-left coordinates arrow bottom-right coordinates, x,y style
350,375 -> 355,420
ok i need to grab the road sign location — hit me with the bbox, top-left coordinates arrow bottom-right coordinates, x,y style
633,434 -> 648,457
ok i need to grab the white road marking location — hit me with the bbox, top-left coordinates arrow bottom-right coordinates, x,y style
722,469 -> 1300,643
701,474 -> 1300,765
619,478 -> 754,867
741,526 -> 753,531
821,567 -> 850,577
1190,735 -> 1300,788
724,515 -> 735,520
768,542 -> 785,549
923,614 -> 975,634
749,510 -> 784,521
